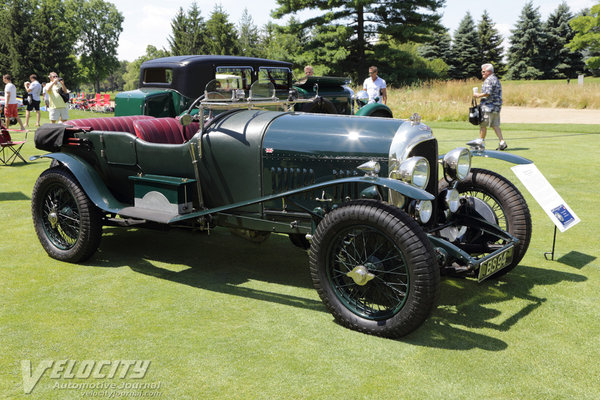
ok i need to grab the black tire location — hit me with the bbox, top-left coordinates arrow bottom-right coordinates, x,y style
289,233 -> 310,250
298,97 -> 338,114
32,167 -> 103,262
309,200 -> 439,337
439,168 -> 532,278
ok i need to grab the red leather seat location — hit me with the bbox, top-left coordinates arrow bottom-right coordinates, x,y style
66,115 -> 155,135
133,118 -> 186,144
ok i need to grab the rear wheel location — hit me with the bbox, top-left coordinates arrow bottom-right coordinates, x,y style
439,168 -> 532,278
32,167 -> 103,262
309,200 -> 439,337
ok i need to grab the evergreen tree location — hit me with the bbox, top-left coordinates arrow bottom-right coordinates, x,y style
478,11 -> 504,76
418,28 -> 452,64
168,2 -> 206,56
448,12 -> 480,79
566,4 -> 600,75
506,2 -> 545,80
260,19 -> 306,71
204,5 -> 240,56
238,9 -> 261,58
545,3 -> 585,79
272,0 -> 445,80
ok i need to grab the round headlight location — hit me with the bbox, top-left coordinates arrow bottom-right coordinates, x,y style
415,200 -> 433,223
443,147 -> 471,182
445,188 -> 460,213
396,157 -> 430,189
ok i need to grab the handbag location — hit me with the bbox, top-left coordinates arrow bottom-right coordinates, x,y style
469,98 -> 482,125
58,87 -> 70,103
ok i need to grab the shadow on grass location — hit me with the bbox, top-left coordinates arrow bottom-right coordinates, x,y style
556,251 -> 596,269
405,264 -> 586,350
88,227 -> 587,350
90,227 -> 324,313
0,191 -> 30,201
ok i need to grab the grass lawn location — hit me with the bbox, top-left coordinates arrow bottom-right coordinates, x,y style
1,112 -> 599,399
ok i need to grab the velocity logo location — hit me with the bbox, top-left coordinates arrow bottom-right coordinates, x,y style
21,359 -> 151,394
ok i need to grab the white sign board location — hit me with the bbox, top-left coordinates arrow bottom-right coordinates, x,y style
511,163 -> 580,232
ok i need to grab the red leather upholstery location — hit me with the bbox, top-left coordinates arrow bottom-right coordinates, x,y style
181,122 -> 201,141
66,115 -> 155,135
133,118 -> 186,144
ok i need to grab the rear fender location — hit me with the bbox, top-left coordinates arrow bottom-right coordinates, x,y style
34,153 -> 127,213
355,102 -> 393,118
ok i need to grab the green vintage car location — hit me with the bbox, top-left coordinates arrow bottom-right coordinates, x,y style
31,80 -> 532,337
115,55 -> 392,118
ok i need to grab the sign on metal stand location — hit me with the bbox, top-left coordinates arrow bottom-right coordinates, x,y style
511,163 -> 580,260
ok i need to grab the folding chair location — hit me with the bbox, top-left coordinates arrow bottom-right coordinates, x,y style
0,128 -> 27,165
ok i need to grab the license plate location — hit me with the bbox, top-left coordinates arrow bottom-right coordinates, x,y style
478,245 -> 514,282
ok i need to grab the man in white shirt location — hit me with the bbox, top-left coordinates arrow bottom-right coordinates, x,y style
24,74 -> 42,127
2,74 -> 25,130
363,66 -> 387,105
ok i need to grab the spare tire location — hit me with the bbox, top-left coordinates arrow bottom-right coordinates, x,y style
297,97 -> 338,114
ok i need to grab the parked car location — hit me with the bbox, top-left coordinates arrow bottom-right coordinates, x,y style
115,55 -> 392,119
32,80 -> 532,337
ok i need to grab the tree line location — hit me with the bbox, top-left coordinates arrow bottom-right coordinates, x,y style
0,0 -> 123,93
1,0 -> 598,94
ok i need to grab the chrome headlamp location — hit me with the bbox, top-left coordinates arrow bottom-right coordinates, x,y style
394,156 -> 430,189
443,147 -> 471,182
414,200 -> 433,223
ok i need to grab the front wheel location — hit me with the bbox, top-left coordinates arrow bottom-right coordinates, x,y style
309,200 -> 439,338
32,167 -> 103,262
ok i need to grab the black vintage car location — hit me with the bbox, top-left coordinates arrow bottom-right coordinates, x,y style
115,55 -> 392,118
32,80 -> 532,338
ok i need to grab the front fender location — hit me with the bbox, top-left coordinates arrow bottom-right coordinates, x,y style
439,149 -> 532,165
33,153 -> 127,213
355,102 -> 393,118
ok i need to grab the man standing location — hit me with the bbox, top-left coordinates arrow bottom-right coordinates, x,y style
44,72 -> 69,123
363,66 -> 387,105
2,74 -> 25,130
24,74 -> 42,127
472,63 -> 507,150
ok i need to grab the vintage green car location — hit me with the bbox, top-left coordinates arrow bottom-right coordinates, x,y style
31,80 -> 532,337
115,55 -> 392,118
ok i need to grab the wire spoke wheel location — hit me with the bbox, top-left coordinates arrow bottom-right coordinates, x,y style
310,200 -> 439,338
41,183 -> 82,250
327,225 -> 409,320
32,166 -> 103,263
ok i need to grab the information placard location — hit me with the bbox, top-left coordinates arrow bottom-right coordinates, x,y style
511,163 -> 580,232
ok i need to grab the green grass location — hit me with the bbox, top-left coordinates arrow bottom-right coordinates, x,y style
1,116 -> 599,399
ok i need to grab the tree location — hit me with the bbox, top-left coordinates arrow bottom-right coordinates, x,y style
168,2 -> 206,56
204,5 -> 240,55
448,12 -> 480,79
260,20 -> 307,72
505,2 -> 546,80
418,28 -> 452,63
567,3 -> 600,74
544,3 -> 585,79
70,0 -> 124,92
0,0 -> 79,87
238,9 -> 261,57
272,0 -> 445,78
478,10 -> 504,76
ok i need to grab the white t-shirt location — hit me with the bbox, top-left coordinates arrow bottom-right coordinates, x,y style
363,76 -> 386,104
5,82 -> 17,105
28,80 -> 42,101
